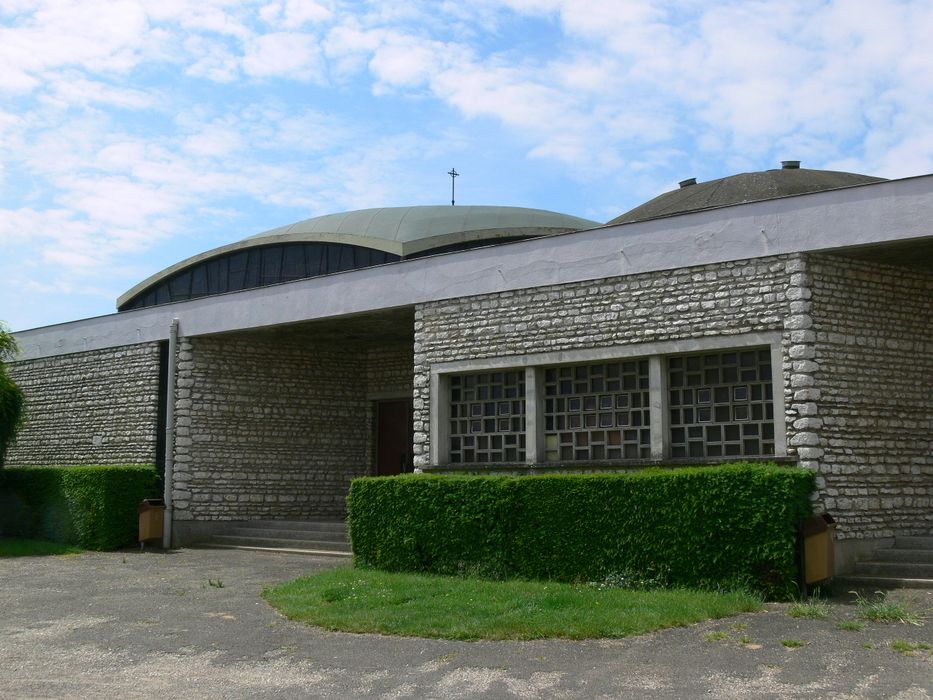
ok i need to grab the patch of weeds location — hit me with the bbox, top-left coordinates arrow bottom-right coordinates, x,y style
891,640 -> 932,656
587,568 -> 668,591
730,622 -> 748,632
861,642 -> 874,649
705,631 -> 729,642
739,634 -> 753,644
437,652 -> 459,663
208,579 -> 225,589
781,639 -> 807,649
836,620 -> 865,631
320,586 -> 349,602
788,599 -> 831,620
855,591 -> 923,625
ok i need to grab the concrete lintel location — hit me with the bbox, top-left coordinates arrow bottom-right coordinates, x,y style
430,331 -> 784,375
367,391 -> 411,402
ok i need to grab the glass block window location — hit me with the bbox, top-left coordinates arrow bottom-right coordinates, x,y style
668,349 -> 774,458
449,372 -> 526,463
543,361 -> 651,461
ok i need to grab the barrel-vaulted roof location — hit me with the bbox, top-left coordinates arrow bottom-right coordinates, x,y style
117,205 -> 599,309
245,205 -> 599,255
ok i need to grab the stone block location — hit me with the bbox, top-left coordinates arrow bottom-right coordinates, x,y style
793,388 -> 822,401
784,314 -> 813,331
790,432 -> 820,447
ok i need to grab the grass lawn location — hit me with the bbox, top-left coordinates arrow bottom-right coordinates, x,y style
263,566 -> 762,640
0,537 -> 83,557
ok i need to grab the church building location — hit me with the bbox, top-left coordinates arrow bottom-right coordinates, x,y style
7,163 -> 932,574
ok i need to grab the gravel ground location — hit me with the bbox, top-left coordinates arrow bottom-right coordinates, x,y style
0,548 -> 930,699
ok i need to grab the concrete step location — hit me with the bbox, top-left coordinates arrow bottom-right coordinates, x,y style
237,519 -> 347,533
226,526 -> 348,542
190,519 -> 353,556
873,548 -> 933,564
193,543 -> 352,558
853,561 -> 933,578
207,535 -> 352,552
895,535 -> 933,550
833,575 -> 933,591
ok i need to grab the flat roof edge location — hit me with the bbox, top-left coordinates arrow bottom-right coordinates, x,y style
15,173 -> 933,361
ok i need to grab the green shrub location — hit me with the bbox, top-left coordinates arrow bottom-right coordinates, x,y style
0,465 -> 159,550
0,319 -> 25,468
0,371 -> 25,466
348,474 -> 515,578
347,463 -> 814,599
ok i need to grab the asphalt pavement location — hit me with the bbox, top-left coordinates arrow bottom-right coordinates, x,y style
0,548 -> 930,699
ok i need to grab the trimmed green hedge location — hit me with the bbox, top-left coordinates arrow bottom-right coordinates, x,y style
348,463 -> 814,598
0,465 -> 159,550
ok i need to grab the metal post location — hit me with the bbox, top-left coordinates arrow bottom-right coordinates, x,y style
162,318 -> 179,549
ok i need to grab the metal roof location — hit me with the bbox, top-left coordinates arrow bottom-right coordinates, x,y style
247,205 -> 599,255
609,167 -> 887,225
117,205 -> 599,308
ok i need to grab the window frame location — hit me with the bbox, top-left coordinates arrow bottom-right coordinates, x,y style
430,331 -> 787,466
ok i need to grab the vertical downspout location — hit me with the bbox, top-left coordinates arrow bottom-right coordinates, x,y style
162,318 -> 179,549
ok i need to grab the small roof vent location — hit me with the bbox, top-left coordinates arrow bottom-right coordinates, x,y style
781,160 -> 801,170
679,177 -> 697,188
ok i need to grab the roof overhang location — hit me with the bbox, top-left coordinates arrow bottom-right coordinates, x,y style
16,173 -> 933,361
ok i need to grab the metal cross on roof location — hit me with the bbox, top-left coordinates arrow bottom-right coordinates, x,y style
448,168 -> 459,206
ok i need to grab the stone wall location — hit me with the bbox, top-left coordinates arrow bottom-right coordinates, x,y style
6,343 -> 161,466
172,332 -> 412,521
808,254 -> 933,539
412,250 -> 931,543
413,254 -> 812,468
367,344 -> 414,398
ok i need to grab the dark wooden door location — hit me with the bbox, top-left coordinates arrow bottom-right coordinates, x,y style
376,400 -> 413,476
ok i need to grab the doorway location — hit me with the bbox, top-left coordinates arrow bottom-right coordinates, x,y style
375,399 -> 413,476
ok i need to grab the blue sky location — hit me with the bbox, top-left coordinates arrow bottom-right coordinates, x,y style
2,0 -> 932,331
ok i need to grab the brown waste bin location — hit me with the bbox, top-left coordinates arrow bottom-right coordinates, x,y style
802,513 -> 836,584
139,499 -> 166,544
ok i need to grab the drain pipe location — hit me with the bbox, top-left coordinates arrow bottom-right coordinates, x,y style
162,318 -> 179,549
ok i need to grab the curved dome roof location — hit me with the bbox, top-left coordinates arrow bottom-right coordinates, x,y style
609,165 -> 886,225
246,205 -> 599,256
118,205 -> 598,309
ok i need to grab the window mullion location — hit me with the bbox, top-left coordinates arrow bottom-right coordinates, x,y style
525,366 -> 544,464
649,356 -> 667,459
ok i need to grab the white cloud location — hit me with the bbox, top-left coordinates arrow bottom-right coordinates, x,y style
242,31 -> 325,79
368,35 -> 441,87
184,34 -> 242,82
2,0 -> 933,329
143,0 -> 252,40
275,0 -> 333,29
0,0 -> 149,93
